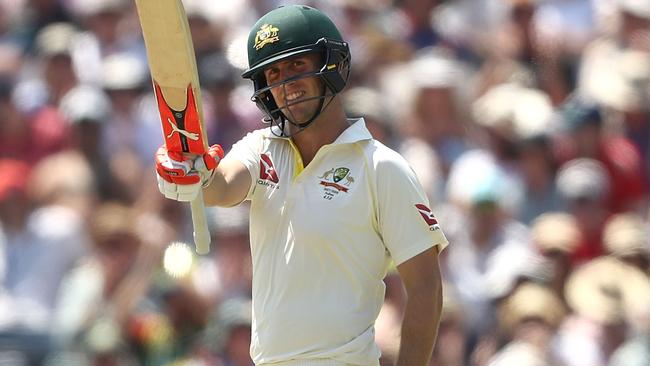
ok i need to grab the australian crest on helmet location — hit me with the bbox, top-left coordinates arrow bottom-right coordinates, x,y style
254,24 -> 280,50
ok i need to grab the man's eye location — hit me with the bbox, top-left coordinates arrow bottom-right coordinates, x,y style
266,69 -> 278,80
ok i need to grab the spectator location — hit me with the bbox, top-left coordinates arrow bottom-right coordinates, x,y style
603,212 -> 650,273
49,202 -> 164,363
490,282 -> 566,366
0,153 -> 92,364
443,157 -> 532,351
556,158 -> 612,263
100,52 -> 161,168
202,296 -> 254,366
192,204 -> 252,306
471,82 -> 558,223
530,212 -> 582,303
342,86 -> 397,148
429,283 -> 467,366
200,52 -> 252,150
557,256 -> 650,366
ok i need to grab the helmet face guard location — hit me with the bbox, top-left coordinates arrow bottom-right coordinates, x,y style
247,38 -> 350,136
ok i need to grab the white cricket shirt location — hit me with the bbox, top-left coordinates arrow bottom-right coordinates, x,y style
227,119 -> 448,365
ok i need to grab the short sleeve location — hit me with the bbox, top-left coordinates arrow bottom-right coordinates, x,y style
225,129 -> 265,201
375,151 -> 448,265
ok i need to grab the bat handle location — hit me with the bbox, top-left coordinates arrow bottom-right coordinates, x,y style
190,190 -> 210,254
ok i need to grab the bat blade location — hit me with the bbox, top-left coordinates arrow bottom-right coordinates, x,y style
135,0 -> 207,155
135,0 -> 210,254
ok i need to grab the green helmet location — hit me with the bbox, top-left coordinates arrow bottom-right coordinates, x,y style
241,5 -> 351,135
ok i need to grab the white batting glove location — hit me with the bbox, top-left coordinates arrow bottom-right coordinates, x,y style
155,145 -> 224,202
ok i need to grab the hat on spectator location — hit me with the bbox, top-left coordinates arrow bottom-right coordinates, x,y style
603,213 -> 649,257
59,85 -> 111,124
208,203 -> 249,236
343,86 -> 392,127
582,49 -> 650,112
203,297 -> 252,352
89,202 -> 140,249
183,0 -> 210,19
498,282 -> 566,334
0,159 -> 30,201
446,150 -> 524,213
27,151 -> 95,207
35,22 -> 78,57
102,53 -> 147,91
531,213 -> 581,254
218,297 -> 251,330
199,53 -> 237,89
506,0 -> 541,5
618,0 -> 650,18
410,51 -> 461,90
565,256 -> 650,324
487,342 -> 546,366
330,0 -> 391,11
69,0 -> 127,16
555,158 -> 610,202
485,245 -> 542,300
472,83 -> 553,140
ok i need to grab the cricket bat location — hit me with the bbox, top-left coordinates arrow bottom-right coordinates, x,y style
135,0 -> 210,254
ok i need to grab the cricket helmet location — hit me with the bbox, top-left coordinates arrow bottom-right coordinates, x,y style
242,5 -> 351,135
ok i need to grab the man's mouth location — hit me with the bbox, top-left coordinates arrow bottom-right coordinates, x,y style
285,91 -> 305,102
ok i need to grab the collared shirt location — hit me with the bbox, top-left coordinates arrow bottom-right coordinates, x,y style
227,118 -> 448,365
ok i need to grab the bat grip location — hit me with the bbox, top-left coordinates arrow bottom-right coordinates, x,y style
190,190 -> 210,254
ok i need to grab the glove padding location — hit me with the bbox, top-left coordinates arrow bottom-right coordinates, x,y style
155,144 -> 224,202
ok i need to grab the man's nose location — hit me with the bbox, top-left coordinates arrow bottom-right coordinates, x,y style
277,66 -> 298,83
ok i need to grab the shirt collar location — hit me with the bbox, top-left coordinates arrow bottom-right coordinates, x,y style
332,118 -> 373,145
266,118 -> 372,144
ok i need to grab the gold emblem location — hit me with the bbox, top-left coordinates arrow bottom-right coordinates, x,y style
254,24 -> 280,50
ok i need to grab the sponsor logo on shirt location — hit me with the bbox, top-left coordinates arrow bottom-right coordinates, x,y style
319,167 -> 355,200
258,153 -> 280,188
415,203 -> 440,231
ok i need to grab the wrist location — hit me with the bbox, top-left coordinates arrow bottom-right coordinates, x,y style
201,168 -> 216,188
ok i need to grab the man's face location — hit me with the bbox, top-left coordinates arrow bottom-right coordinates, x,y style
263,53 -> 324,124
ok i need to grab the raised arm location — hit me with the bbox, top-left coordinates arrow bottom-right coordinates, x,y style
203,156 -> 252,207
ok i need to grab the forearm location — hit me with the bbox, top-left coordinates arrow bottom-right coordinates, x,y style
395,283 -> 442,366
203,158 -> 251,207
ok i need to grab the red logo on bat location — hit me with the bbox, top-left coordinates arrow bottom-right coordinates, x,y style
260,153 -> 279,183
154,82 -> 205,155
415,204 -> 438,226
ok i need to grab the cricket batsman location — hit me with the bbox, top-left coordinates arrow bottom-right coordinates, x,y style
156,5 -> 448,365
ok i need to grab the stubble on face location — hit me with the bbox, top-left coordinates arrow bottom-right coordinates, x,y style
264,53 -> 325,124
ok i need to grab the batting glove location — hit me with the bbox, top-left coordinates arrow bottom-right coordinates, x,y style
155,144 -> 224,202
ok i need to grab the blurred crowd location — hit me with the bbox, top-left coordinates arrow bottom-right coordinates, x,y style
0,0 -> 649,365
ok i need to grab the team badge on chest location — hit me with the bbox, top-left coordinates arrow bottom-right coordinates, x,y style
319,167 -> 355,200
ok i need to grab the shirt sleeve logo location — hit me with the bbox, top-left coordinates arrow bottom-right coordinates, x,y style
259,153 -> 279,183
415,203 -> 439,227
